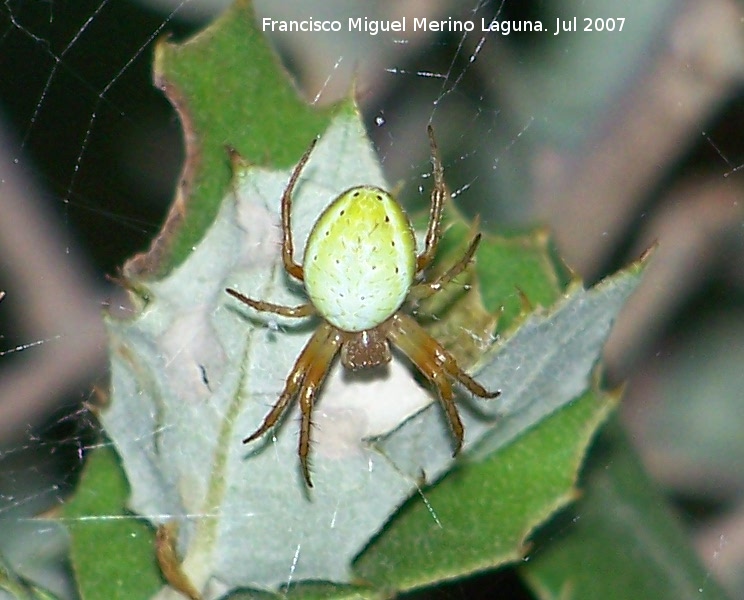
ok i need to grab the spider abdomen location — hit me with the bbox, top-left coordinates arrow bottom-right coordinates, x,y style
303,186 -> 417,332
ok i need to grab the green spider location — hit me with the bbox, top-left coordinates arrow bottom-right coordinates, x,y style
226,126 -> 500,486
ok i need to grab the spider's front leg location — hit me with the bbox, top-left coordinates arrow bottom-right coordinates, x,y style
416,125 -> 449,272
281,138 -> 318,282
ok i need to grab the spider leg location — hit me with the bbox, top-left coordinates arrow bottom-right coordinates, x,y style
416,125 -> 448,273
226,288 -> 315,318
295,328 -> 341,487
242,321 -> 341,487
281,138 -> 319,282
385,313 -> 500,453
409,233 -> 482,301
448,361 -> 500,400
394,314 -> 500,399
298,383 -> 316,487
385,313 -> 463,453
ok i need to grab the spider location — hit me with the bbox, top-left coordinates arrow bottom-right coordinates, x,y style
226,126 -> 500,486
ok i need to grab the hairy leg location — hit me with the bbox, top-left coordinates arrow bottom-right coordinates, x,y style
393,313 -> 499,399
386,313 -> 500,450
294,327 -> 342,487
385,314 -> 466,453
281,138 -> 318,281
242,322 -> 342,486
409,233 -> 482,301
416,125 -> 448,273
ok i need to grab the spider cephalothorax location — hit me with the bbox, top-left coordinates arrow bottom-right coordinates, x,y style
226,126 -> 500,486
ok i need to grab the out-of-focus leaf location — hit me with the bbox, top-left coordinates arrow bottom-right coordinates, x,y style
63,447 -> 162,600
522,420 -> 732,600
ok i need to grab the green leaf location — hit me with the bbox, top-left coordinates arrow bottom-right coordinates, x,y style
521,420 -> 731,600
63,447 -> 162,600
475,230 -> 569,331
356,388 -> 617,591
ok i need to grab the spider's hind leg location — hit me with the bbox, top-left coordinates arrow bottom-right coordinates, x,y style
384,313 -> 500,454
385,313 -> 465,453
242,321 -> 342,488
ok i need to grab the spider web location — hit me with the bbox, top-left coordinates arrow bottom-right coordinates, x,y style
1,0 -> 743,598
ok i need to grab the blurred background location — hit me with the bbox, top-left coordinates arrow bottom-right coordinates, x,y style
0,0 -> 743,597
